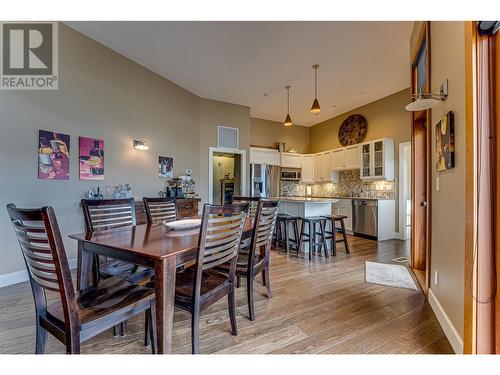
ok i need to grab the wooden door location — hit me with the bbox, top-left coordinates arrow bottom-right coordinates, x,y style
412,113 -> 428,271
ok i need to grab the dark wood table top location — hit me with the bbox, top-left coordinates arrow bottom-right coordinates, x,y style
69,218 -> 254,261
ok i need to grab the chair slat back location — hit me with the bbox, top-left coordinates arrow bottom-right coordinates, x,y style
233,196 -> 259,218
81,198 -> 136,232
6,204 -> 77,327
246,199 -> 280,270
143,197 -> 177,224
199,205 -> 247,271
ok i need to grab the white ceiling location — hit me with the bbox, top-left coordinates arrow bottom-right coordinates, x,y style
66,21 -> 413,127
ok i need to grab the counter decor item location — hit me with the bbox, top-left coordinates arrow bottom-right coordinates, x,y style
338,114 -> 367,146
435,111 -> 455,171
38,130 -> 70,180
112,184 -> 132,198
79,137 -> 104,180
164,218 -> 201,231
159,156 -> 173,178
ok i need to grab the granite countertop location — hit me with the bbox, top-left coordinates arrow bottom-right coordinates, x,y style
276,197 -> 340,203
330,196 -> 396,201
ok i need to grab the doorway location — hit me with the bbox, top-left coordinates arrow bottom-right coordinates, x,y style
208,147 -> 247,204
410,22 -> 431,294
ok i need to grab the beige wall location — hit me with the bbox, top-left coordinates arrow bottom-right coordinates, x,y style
199,98 -> 251,204
0,24 -> 250,277
250,117 -> 310,153
427,21 -> 466,341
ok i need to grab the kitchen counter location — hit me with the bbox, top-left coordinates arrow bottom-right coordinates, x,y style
276,197 -> 339,203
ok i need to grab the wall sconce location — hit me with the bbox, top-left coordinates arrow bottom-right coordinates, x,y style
405,79 -> 448,112
133,139 -> 149,151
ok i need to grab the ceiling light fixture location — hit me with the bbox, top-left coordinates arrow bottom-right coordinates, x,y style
133,139 -> 149,150
310,64 -> 321,114
284,86 -> 293,127
405,79 -> 448,111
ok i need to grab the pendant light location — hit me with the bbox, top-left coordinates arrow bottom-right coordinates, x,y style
283,85 -> 293,127
310,64 -> 321,113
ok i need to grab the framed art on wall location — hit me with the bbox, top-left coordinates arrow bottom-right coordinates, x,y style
159,156 -> 173,178
38,130 -> 70,180
79,137 -> 104,180
435,111 -> 455,171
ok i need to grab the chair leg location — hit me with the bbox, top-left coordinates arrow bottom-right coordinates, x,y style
309,222 -> 313,261
120,321 -> 126,336
66,335 -> 80,354
35,319 -> 47,354
332,221 -> 338,256
236,276 -> 241,288
320,221 -> 329,258
144,312 -> 150,347
150,300 -> 157,354
191,306 -> 200,354
228,283 -> 238,335
262,264 -> 272,298
284,221 -> 290,253
293,220 -> 299,253
247,275 -> 255,321
340,219 -> 350,254
298,220 -> 305,253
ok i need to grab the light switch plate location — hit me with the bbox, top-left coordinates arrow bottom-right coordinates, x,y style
434,270 -> 439,286
436,176 -> 440,191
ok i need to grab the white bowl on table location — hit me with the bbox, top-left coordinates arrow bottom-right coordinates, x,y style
164,219 -> 202,231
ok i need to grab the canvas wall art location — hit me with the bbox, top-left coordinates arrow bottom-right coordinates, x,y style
79,137 -> 104,180
159,156 -> 173,178
435,111 -> 455,172
38,130 -> 70,180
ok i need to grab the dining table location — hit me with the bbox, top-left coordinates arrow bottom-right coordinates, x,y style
69,217 -> 254,354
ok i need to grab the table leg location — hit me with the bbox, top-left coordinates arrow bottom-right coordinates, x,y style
154,257 -> 176,354
78,241 -> 93,290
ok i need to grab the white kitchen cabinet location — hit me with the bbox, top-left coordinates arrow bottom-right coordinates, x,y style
249,147 -> 280,166
314,152 -> 338,183
281,152 -> 302,169
344,145 -> 361,169
360,138 -> 394,180
300,154 -> 314,184
331,149 -> 346,170
332,198 -> 353,233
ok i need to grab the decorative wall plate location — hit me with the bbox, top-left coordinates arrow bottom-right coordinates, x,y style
338,114 -> 368,146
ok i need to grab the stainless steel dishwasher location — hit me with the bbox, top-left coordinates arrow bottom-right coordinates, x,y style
352,199 -> 378,238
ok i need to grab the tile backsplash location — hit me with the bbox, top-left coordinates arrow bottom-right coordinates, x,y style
281,170 -> 397,199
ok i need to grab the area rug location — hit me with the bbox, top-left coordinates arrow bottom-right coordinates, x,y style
365,261 -> 418,291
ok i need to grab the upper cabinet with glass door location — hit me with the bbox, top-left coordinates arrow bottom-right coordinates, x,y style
359,138 -> 394,181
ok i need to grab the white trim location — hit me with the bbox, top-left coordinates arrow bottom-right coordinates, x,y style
398,142 -> 411,241
208,147 -> 247,204
0,258 -> 77,288
428,288 -> 463,354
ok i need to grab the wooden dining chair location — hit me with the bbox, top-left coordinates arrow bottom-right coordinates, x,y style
80,198 -> 147,282
174,203 -> 248,354
216,199 -> 279,320
6,203 -> 156,354
143,197 -> 177,224
233,196 -> 259,218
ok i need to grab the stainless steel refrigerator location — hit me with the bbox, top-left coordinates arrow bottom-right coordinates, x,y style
250,164 -> 280,198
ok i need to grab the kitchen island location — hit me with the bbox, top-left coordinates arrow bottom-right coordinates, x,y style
277,197 -> 339,218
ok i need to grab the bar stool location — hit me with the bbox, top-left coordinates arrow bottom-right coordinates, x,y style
322,214 -> 351,256
274,214 -> 300,253
298,217 -> 329,261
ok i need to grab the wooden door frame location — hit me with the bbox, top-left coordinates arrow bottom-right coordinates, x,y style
410,21 -> 432,295
463,20 -> 477,355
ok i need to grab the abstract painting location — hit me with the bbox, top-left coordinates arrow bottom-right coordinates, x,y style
38,130 -> 70,180
159,156 -> 173,178
79,137 -> 104,180
435,111 -> 455,171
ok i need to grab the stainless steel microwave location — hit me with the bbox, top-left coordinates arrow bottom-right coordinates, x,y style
281,168 -> 301,181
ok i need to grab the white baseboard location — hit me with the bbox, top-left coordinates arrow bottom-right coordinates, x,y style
428,288 -> 464,354
0,258 -> 77,288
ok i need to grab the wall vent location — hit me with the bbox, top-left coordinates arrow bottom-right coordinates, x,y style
217,126 -> 239,149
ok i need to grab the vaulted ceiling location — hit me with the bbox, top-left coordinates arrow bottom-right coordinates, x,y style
67,21 -> 413,126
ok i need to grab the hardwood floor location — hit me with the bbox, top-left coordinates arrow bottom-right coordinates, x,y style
0,236 -> 453,354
